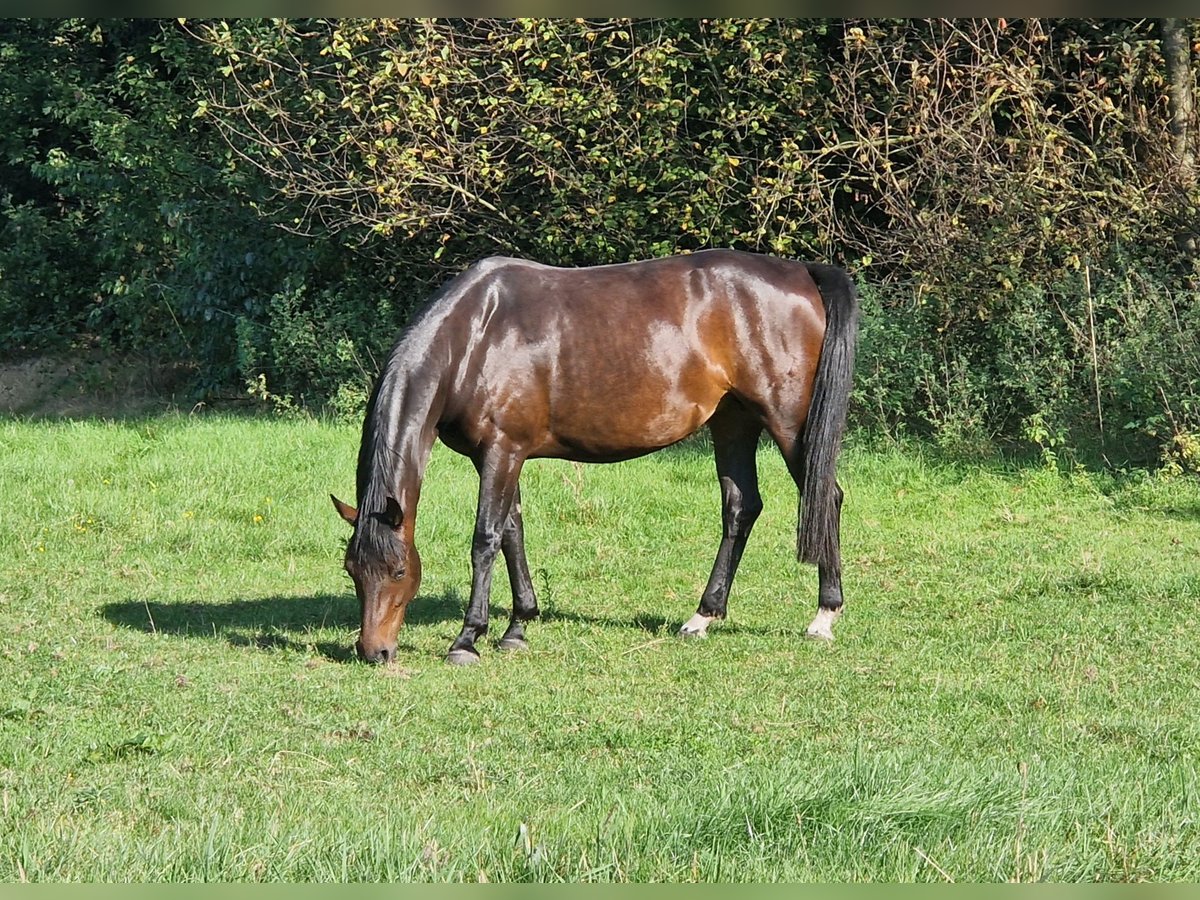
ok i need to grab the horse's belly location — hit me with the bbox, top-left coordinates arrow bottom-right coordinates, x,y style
541,384 -> 722,460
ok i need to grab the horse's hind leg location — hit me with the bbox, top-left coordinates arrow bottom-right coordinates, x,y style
497,484 -> 539,652
806,480 -> 844,640
768,424 -> 845,641
679,403 -> 763,639
796,480 -> 844,643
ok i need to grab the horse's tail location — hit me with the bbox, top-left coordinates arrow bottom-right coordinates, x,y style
796,263 -> 859,569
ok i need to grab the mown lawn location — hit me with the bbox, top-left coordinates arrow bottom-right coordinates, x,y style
2,414 -> 1199,881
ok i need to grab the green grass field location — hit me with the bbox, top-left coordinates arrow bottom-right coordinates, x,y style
2,414 -> 1199,882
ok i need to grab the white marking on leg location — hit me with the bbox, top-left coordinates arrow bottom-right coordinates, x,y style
805,607 -> 840,641
678,612 -> 716,639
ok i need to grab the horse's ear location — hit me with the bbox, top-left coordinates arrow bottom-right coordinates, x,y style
331,494 -> 358,526
382,496 -> 405,530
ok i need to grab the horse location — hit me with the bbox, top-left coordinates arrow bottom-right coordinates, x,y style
331,249 -> 859,665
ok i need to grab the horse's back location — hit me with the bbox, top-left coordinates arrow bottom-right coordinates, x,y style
438,251 -> 833,461
461,250 -> 825,342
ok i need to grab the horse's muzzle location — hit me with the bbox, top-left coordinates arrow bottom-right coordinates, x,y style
356,639 -> 396,664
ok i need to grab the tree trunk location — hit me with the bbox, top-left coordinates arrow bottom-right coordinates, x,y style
1163,19 -> 1197,258
1163,18 -> 1195,185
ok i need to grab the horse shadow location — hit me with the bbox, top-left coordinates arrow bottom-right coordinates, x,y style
535,603 -> 777,638
98,591 -> 468,663
99,589 -> 774,663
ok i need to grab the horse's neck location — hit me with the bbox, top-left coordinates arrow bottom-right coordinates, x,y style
361,364 -> 441,518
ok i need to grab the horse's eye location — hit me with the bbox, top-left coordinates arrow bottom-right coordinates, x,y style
392,567 -> 406,580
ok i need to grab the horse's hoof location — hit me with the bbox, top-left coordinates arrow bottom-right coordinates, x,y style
678,612 -> 715,639
446,648 -> 481,666
497,637 -> 529,652
805,608 -> 839,642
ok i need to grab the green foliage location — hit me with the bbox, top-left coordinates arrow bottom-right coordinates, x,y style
0,19 -> 363,394
1163,430 -> 1200,475
0,20 -> 197,350
1,18 -> 1198,465
0,202 -> 91,347
187,17 -> 1200,464
857,258 -> 1200,465
193,18 -> 838,266
236,272 -> 402,416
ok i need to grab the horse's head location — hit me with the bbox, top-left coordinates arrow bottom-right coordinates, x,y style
331,494 -> 422,664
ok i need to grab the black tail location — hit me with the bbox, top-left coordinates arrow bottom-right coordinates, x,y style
796,263 -> 859,570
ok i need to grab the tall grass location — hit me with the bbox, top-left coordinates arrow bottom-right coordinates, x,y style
1,415 -> 1199,881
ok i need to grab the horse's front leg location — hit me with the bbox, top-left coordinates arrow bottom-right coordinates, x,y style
447,448 -> 524,665
497,484 -> 539,652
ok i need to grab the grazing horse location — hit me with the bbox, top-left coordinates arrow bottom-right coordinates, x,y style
332,249 -> 858,665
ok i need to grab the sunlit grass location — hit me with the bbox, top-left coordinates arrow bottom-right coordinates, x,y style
2,415 -> 1199,881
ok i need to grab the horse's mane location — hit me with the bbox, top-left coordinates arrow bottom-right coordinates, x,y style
352,262 -> 501,554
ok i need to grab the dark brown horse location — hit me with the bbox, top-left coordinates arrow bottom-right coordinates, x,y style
332,249 -> 858,665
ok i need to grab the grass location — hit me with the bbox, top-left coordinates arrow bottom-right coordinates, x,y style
2,413 -> 1200,881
